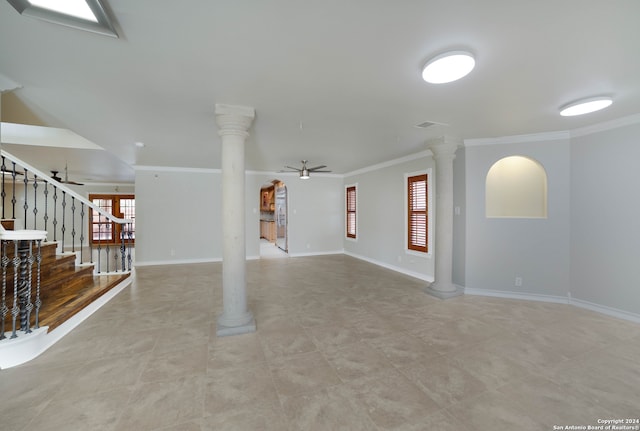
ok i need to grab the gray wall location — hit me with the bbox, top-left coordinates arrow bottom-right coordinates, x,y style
570,123 -> 640,314
135,168 -> 343,265
464,137 -> 572,298
343,154 -> 436,281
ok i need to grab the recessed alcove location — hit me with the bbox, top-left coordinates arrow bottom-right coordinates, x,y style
485,155 -> 548,218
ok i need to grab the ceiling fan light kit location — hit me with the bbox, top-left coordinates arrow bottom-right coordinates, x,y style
281,160 -> 331,179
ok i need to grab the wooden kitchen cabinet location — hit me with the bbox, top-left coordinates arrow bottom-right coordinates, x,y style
260,220 -> 276,242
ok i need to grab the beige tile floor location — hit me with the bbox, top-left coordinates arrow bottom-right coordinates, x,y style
1,254 -> 639,431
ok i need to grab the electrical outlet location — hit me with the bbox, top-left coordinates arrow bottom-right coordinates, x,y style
515,277 -> 523,287
170,249 -> 176,256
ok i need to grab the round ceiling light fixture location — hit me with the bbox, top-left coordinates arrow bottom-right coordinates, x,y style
422,50 -> 475,84
559,96 -> 613,116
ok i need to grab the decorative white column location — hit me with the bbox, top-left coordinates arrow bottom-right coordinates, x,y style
424,136 -> 463,299
215,104 -> 256,336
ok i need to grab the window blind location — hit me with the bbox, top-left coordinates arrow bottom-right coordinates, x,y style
407,174 -> 427,252
346,186 -> 356,238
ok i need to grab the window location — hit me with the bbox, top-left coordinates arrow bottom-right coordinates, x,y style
407,174 -> 427,253
346,185 -> 356,239
89,194 -> 135,244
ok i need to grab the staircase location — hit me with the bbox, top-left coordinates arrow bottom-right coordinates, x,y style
1,240 -> 130,334
0,150 -> 134,368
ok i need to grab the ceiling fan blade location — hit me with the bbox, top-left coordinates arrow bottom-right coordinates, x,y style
310,170 -> 332,173
284,166 -> 301,171
307,165 -> 326,171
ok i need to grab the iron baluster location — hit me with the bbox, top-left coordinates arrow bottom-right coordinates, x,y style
105,243 -> 110,273
32,175 -> 39,229
23,169 -> 28,223
34,239 -> 42,329
43,183 -> 49,234
120,222 -> 126,272
61,191 -> 66,251
1,242 -> 8,340
52,186 -> 58,242
71,197 -> 76,252
1,156 -> 5,219
10,240 -> 19,338
11,162 -> 17,219
23,241 -> 34,334
80,202 -> 85,264
127,222 -> 133,271
96,213 -> 102,273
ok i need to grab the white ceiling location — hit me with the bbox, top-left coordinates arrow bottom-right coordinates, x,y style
1,0 -> 640,183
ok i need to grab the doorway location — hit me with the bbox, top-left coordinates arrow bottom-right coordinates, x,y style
259,180 -> 288,258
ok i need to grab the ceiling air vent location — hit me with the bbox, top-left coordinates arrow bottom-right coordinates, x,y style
414,120 -> 448,129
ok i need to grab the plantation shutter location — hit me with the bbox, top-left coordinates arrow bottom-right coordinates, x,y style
346,186 -> 356,238
408,174 -> 427,252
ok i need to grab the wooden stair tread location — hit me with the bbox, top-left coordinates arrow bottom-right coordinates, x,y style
2,238 -> 131,335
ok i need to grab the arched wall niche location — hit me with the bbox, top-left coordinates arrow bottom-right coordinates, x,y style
485,155 -> 548,218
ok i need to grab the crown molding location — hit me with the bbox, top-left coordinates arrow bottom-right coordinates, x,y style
569,112 -> 640,138
464,131 -> 570,147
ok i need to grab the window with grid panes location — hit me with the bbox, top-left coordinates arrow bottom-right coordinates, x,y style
407,174 -> 427,253
89,194 -> 135,245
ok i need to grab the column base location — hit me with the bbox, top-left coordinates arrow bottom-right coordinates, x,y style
424,283 -> 464,300
216,312 -> 256,337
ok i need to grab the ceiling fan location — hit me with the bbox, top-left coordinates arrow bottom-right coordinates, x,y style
280,160 -> 332,179
51,164 -> 84,186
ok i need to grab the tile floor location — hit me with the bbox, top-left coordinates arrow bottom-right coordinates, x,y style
1,254 -> 639,431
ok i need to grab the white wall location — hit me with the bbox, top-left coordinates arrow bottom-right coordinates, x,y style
343,154 -> 436,281
135,168 -> 344,265
464,136 -> 571,298
570,123 -> 640,314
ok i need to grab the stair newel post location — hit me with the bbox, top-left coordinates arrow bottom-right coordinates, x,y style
34,239 -> 42,329
0,241 -> 7,340
80,202 -> 85,264
22,169 -> 28,223
61,191 -> 66,251
1,156 -> 5,219
71,196 -> 76,253
10,239 -> 19,338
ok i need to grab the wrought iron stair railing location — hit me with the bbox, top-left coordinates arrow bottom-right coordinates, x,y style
1,150 -> 134,274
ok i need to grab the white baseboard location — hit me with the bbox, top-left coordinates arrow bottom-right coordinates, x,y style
289,250 -> 345,258
464,287 -> 570,304
569,297 -> 640,324
135,257 -> 222,267
344,251 -> 434,283
464,287 -> 640,324
0,276 -> 132,369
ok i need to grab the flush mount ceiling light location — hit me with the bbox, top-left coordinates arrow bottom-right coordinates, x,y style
559,96 -> 613,117
7,0 -> 119,38
422,50 -> 475,84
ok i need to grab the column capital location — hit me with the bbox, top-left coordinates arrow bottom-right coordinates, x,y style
215,104 -> 255,138
426,135 -> 461,160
